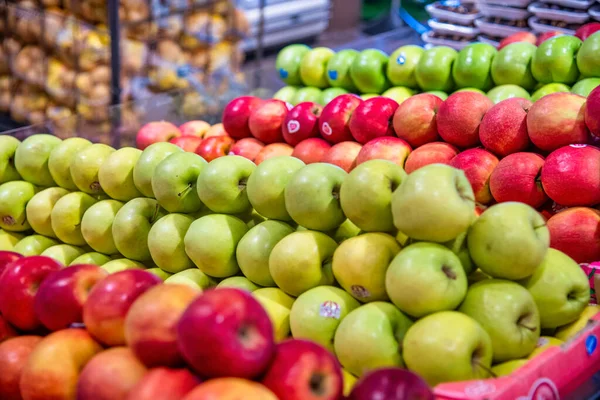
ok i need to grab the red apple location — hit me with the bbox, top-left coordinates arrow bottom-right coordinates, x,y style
490,152 -> 548,208
480,97 -> 532,157
83,270 -> 162,347
0,314 -> 17,343
292,138 -> 332,164
229,138 -> 265,161
170,136 -> 204,152
498,32 -> 537,50
262,339 -> 343,400
541,144 -> 600,206
437,91 -> 493,148
126,368 -> 200,400
348,368 -> 434,400
283,102 -> 323,146
321,141 -> 363,172
0,251 -> 22,277
182,378 -> 278,400
205,123 -> 230,138
576,23 -> 600,41
177,288 -> 275,379
255,143 -> 294,165
404,142 -> 459,174
136,121 -> 182,150
0,256 -> 62,331
527,93 -> 590,151
222,96 -> 264,139
392,93 -> 442,147
195,135 -> 236,162
179,121 -> 211,138
349,97 -> 399,144
450,148 -> 499,204
355,137 -> 412,168
34,264 -> 108,331
586,86 -> 600,137
0,336 -> 42,400
77,347 -> 148,400
248,99 -> 289,144
319,94 -> 363,144
547,207 -> 600,263
536,31 -> 564,46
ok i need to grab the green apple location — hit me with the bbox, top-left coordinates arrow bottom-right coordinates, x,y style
415,46 -> 457,92
531,83 -> 571,101
269,230 -> 337,296
148,213 -> 195,273
98,147 -> 143,201
555,305 -> 600,341
112,198 -> 167,262
101,258 -> 146,274
391,164 -> 475,242
164,268 -> 217,291
350,49 -> 390,94
276,44 -> 311,86
145,268 -> 173,281
184,214 -> 248,278
329,219 -> 361,243
387,45 -> 424,89
13,235 -> 59,256
236,220 -> 295,287
424,90 -> 448,100
253,287 -> 295,341
386,242 -> 467,317
452,43 -> 497,91
577,31 -> 600,78
290,285 -> 360,352
361,94 -> 380,100
217,276 -> 260,292
0,136 -> 21,184
321,88 -> 349,105
69,252 -> 112,266
468,202 -> 549,280
133,142 -> 184,198
285,163 -> 347,232
41,244 -> 86,266
0,230 -> 24,251
520,249 -> 590,329
340,159 -> 406,233
273,86 -> 299,104
25,187 -> 70,238
14,134 -> 61,187
532,35 -> 582,84
334,302 -> 413,376
292,87 -> 323,105
81,199 -> 124,255
241,209 -> 267,229
300,47 -> 336,88
48,137 -> 92,190
443,231 -> 475,275
487,84 -> 532,104
0,181 -> 37,232
327,49 -> 359,91
491,42 -> 538,91
70,144 -> 115,195
403,311 -> 493,385
459,279 -> 540,362
152,152 -> 206,213
381,87 -> 414,104
455,88 -> 486,95
571,78 -> 600,97
247,156 -> 305,221
51,192 -> 97,246
492,359 -> 528,377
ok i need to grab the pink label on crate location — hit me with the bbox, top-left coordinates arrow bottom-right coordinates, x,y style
517,378 -> 559,400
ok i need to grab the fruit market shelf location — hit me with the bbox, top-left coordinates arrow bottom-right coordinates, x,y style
434,312 -> 600,400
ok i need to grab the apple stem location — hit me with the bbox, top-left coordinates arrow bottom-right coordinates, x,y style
238,178 -> 248,191
178,183 -> 193,198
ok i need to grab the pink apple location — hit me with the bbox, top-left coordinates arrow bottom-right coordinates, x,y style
527,93 -> 590,151
181,378 -> 278,400
0,335 -> 42,400
126,368 -> 200,400
229,138 -> 265,162
0,256 -> 62,331
292,138 -> 332,164
222,96 -> 264,140
490,152 -> 548,208
248,99 -> 289,144
576,23 -> 600,41
437,91 -> 493,148
498,32 -> 537,50
547,207 -> 600,263
204,123 -> 230,138
282,102 -> 323,146
0,251 -> 22,277
348,368 -> 434,400
319,94 -> 362,144
321,141 -> 363,172
393,93 -> 442,147
404,142 -> 459,174
0,314 -> 17,343
179,121 -> 211,138
450,148 -> 499,204
177,288 -> 275,379
169,136 -> 204,152
480,97 -> 532,157
255,143 -> 294,165
195,136 -> 236,162
586,86 -> 600,137
536,31 -> 564,46
136,121 -> 182,150
355,137 -> 412,167
349,97 -> 399,144
262,339 -> 343,400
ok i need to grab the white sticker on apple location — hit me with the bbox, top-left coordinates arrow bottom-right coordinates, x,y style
319,301 -> 341,319
321,122 -> 333,136
287,120 -> 300,134
570,144 -> 587,148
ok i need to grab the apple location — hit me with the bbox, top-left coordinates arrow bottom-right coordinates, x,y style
126,368 -> 200,400
348,368 -> 433,400
0,136 -> 21,184
0,336 -> 42,400
70,252 -> 112,266
222,96 -> 264,139
529,336 -> 564,359
135,121 -> 182,150
555,305 -> 600,341
282,102 -> 323,146
0,250 -> 22,275
487,84 -> 532,104
181,378 -> 278,400
391,164 -> 475,242
577,31 -> 600,78
14,134 -> 61,187
521,248 -> 590,328
536,31 -> 563,46
229,138 -> 265,162
98,147 -> 143,201
531,83 -> 571,102
321,141 -> 362,172
480,97 -> 532,156
253,287 -> 295,341
350,49 -> 390,94
404,142 -> 459,174
491,42 -> 538,90
81,199 -> 124,255
169,136 -> 204,152
254,143 -> 294,165
164,269 -> 216,291
355,137 -> 412,168
180,120 -> 210,137
387,45 -> 424,88
269,230 -> 338,297
452,43 -> 497,91
277,44 -> 311,85
437,91 -> 493,148
576,23 -> 600,41
25,187 -> 70,238
153,152 -> 207,213
300,47 -> 335,88
572,78 -> 600,97
41,244 -> 86,266
450,148 -> 499,205
322,88 -> 349,105
490,152 -> 547,208
70,143 -> 115,195
13,235 -> 59,256
415,46 -> 457,92
291,139 -> 330,165
327,49 -> 360,91
492,359 -> 528,376
0,181 -> 37,232
532,35 -> 582,84
216,276 -> 260,292
381,87 -> 414,105
248,99 -> 289,144
292,87 -> 323,105
274,86 -> 299,104
148,214 -> 195,273
586,85 -> 600,137
101,259 -> 146,274
47,137 -> 92,190
50,191 -> 97,246
134,142 -> 183,198
319,94 -> 362,144
0,230 -> 24,251
498,32 -> 537,50
348,97 -> 398,144
196,135 -> 236,162
392,93 -> 442,148
547,207 -> 600,263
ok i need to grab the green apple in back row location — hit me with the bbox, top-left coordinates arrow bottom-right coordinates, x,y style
98,147 -> 143,202
300,47 -> 335,88
164,269 -> 216,291
41,244 -> 86,266
273,86 -> 298,104
51,191 -> 97,246
326,49 -> 359,92
350,49 -> 390,94
148,213 -> 195,273
424,90 -> 448,100
276,44 -> 311,86
577,31 -> 600,78
133,142 -> 183,198
81,199 -> 123,255
0,181 -> 37,232
0,230 -> 23,251
531,83 -> 570,102
292,87 -> 323,105
253,287 -> 295,341
487,84 -> 531,104
415,46 -> 457,92
146,268 -> 172,281
101,258 -> 146,274
70,252 -> 112,266
25,187 -> 69,238
48,137 -> 92,190
532,35 -> 582,84
382,87 -> 414,104
216,276 -> 260,292
571,78 -> 600,97
321,87 -> 349,105
153,152 -> 207,213
14,134 -> 62,187
0,136 -> 21,184
491,42 -> 537,91
70,143 -> 115,195
452,43 -> 497,91
387,45 -> 424,89
13,235 -> 59,256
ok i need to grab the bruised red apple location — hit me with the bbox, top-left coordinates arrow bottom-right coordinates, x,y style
229,138 -> 265,162
222,96 -> 264,139
450,148 -> 499,204
536,31 -> 564,46
255,143 -> 294,165
0,251 -> 22,276
576,23 -> 600,41
321,141 -> 363,172
136,121 -> 182,150
355,137 -> 412,168
262,339 -> 343,400
404,142 -> 459,174
177,288 -> 275,379
292,138 -> 332,164
490,152 -> 548,208
0,336 -> 42,400
547,207 -> 600,263
205,123 -> 229,138
283,102 -> 323,146
437,91 -> 493,148
586,86 -> 600,137
0,256 -> 62,331
179,121 -> 211,138
527,93 -> 590,151
349,97 -> 399,144
169,136 -> 204,152
498,32 -> 537,50
182,378 -> 278,400
348,368 -> 434,400
392,93 -> 442,147
480,97 -> 532,157
319,94 -> 362,144
195,135 -> 236,162
0,314 -> 17,343
34,264 -> 108,331
126,368 -> 200,400
83,270 -> 162,346
248,99 -> 289,144
541,144 -> 600,206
